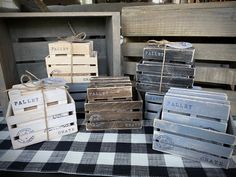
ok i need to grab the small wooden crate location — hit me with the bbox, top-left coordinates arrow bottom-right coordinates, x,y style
85,88 -> 143,131
163,88 -> 230,132
6,91 -> 77,149
143,45 -> 195,64
87,77 -> 133,102
67,83 -> 89,113
136,60 -> 195,93
45,51 -> 98,83
145,92 -> 164,120
48,40 -> 93,57
8,84 -> 67,115
153,118 -> 236,169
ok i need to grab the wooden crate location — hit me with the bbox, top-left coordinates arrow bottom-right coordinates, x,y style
8,83 -> 67,115
122,2 -> 236,108
6,91 -> 77,149
163,88 -> 230,132
67,83 -> 89,113
145,92 -> 164,120
136,60 -> 194,93
0,12 -> 120,116
153,118 -> 236,169
87,77 -> 133,102
45,51 -> 98,83
48,40 -> 93,57
85,87 -> 143,131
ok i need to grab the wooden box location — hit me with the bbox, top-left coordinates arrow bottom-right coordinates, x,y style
48,40 -> 93,57
163,88 -> 230,132
143,45 -> 195,64
85,88 -> 143,131
45,51 -> 98,83
145,92 -> 164,120
153,118 -> 236,169
87,77 -> 133,102
67,83 -> 89,113
136,60 -> 195,93
6,91 -> 77,149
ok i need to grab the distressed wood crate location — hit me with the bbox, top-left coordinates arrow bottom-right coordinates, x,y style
163,88 -> 230,132
145,92 -> 164,120
87,77 -> 132,102
0,12 -> 120,117
143,45 -> 195,64
45,51 -> 98,83
153,118 -> 236,169
67,83 -> 89,113
136,60 -> 195,93
6,90 -> 77,149
85,87 -> 143,131
48,40 -> 93,57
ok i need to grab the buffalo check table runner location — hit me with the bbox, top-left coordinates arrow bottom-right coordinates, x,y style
0,115 -> 236,177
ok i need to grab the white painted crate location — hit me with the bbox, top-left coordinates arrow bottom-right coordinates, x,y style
45,51 -> 98,83
162,88 -> 230,132
48,40 -> 93,57
153,118 -> 236,169
145,92 -> 164,120
8,83 -> 67,115
6,91 -> 77,149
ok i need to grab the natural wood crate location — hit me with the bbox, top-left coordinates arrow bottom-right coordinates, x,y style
45,51 -> 98,83
0,12 -> 120,116
6,91 -> 77,149
85,88 -> 143,131
163,88 -> 230,132
153,118 -> 236,169
122,2 -> 236,92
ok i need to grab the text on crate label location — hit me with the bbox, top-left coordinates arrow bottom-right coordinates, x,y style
50,47 -> 70,52
89,91 -> 109,96
14,97 -> 40,107
144,50 -> 163,57
166,101 -> 192,110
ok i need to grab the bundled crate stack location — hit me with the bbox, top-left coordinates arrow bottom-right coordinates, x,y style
136,44 -> 195,120
152,87 -> 236,168
6,83 -> 77,149
85,77 -> 143,131
46,40 -> 98,112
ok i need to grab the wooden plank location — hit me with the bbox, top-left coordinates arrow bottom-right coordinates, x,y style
122,3 -> 236,37
123,43 -> 236,62
13,39 -> 106,61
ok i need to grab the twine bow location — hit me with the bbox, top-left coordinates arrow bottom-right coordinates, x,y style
147,40 -> 174,47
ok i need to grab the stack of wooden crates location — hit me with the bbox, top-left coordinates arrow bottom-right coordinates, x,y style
153,88 -> 235,169
6,83 -> 77,149
45,40 -> 98,113
85,77 -> 143,131
136,44 -> 195,120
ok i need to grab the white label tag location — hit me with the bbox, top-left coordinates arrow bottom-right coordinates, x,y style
167,42 -> 192,49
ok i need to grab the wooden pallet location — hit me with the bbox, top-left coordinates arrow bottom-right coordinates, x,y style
67,83 -> 89,113
153,118 -> 236,169
85,87 -> 143,131
6,91 -> 77,149
49,40 -> 93,57
145,92 -> 164,120
87,77 -> 133,102
46,51 -> 98,83
163,88 -> 230,132
8,83 -> 67,115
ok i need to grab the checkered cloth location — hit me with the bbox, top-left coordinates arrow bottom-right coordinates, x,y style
0,115 -> 235,177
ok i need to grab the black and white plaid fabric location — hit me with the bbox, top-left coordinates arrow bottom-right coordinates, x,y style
0,115 -> 235,177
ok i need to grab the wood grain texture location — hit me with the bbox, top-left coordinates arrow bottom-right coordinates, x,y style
123,43 -> 236,62
122,2 -> 236,37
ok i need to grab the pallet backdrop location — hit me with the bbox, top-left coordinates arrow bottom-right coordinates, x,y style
0,12 -> 120,116
121,2 -> 236,115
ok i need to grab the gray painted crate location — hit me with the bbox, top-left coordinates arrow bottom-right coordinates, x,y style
145,92 -> 164,120
153,118 -> 236,169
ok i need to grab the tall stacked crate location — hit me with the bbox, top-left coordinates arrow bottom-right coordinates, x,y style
85,77 -> 143,131
6,83 -> 77,149
136,44 -> 195,120
152,88 -> 236,169
46,40 -> 98,113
